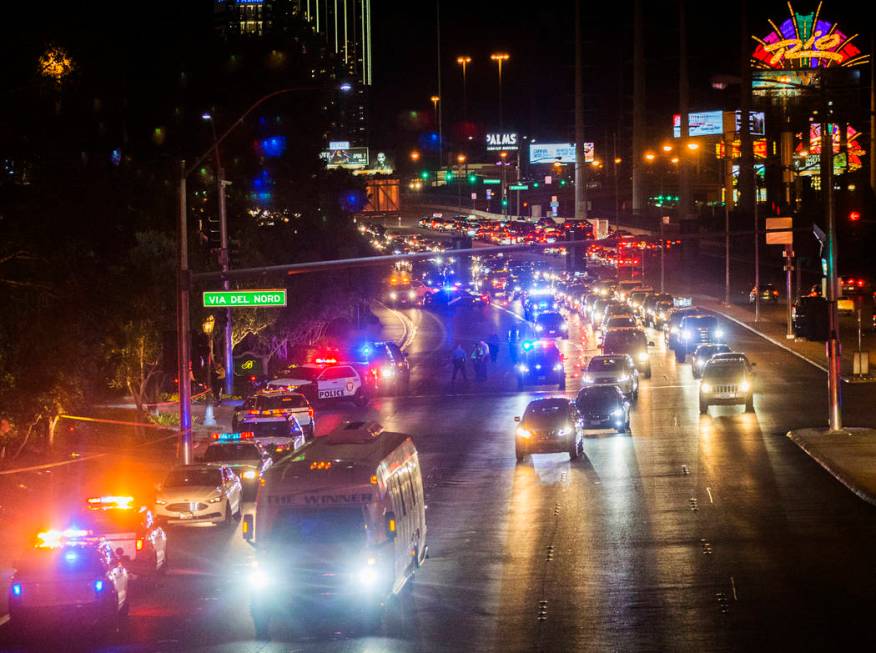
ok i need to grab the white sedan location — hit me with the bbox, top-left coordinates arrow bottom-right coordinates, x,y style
154,464 -> 242,527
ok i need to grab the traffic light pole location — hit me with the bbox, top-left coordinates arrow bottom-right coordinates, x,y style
822,116 -> 842,432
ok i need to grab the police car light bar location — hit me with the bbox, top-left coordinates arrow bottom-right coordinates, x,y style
36,528 -> 93,549
309,461 -> 333,471
211,432 -> 255,441
87,495 -> 134,509
315,357 -> 338,365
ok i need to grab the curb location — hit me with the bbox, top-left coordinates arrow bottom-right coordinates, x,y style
787,429 -> 876,507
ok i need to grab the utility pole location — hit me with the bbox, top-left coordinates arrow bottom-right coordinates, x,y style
660,217 -> 667,292
436,0 -> 443,166
738,0 -> 754,218
822,108 -> 842,431
612,132 -> 620,226
677,0 -> 691,223
574,0 -> 587,219
871,35 -> 876,195
632,0 -> 644,214
754,175 -> 760,323
177,161 -> 193,465
722,112 -> 734,305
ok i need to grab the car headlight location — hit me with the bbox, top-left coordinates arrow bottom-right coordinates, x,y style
155,499 -> 167,505
637,352 -> 648,362
535,325 -> 544,332
682,330 -> 692,340
249,563 -> 270,590
701,383 -> 713,393
739,380 -> 751,392
516,426 -> 532,439
560,323 -> 568,331
583,374 -> 594,383
381,366 -> 395,378
207,492 -> 223,503
556,427 -> 570,436
242,469 -> 258,480
714,329 -> 724,339
408,290 -> 416,300
671,326 -> 679,334
611,408 -> 623,417
389,291 -> 398,300
553,363 -> 563,371
695,358 -> 705,368
617,374 -> 629,383
517,364 -> 530,373
658,311 -> 666,320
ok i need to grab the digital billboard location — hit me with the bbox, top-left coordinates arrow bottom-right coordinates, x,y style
529,142 -> 594,164
320,147 -> 369,169
673,111 -> 765,137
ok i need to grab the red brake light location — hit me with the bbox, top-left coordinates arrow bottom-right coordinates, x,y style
210,432 -> 220,440
249,375 -> 257,382
136,538 -> 144,552
308,407 -> 314,418
240,432 -> 254,440
858,280 -> 864,287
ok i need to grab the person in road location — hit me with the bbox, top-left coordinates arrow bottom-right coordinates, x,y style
488,333 -> 500,363
472,340 -> 489,381
508,327 -> 520,363
451,343 -> 468,385
214,362 -> 226,406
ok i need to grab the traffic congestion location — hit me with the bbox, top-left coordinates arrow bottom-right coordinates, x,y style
1,211 -> 775,648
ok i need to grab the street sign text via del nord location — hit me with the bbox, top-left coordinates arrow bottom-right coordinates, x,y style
203,290 -> 287,308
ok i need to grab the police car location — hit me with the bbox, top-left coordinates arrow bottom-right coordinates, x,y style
202,432 -> 274,497
8,530 -> 129,634
77,496 -> 167,577
267,360 -> 371,406
232,388 -> 316,439
236,414 -> 307,457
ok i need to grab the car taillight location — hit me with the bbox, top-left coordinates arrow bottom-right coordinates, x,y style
136,538 -> 144,551
308,407 -> 314,418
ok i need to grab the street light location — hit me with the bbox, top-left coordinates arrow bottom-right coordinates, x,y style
456,154 -> 467,209
410,150 -> 421,162
430,95 -> 442,164
456,56 -> 472,125
662,144 -> 673,152
490,52 -> 510,127
644,152 -> 656,162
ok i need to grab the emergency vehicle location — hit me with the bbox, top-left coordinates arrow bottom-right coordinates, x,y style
8,529 -> 130,634
236,414 -> 307,457
267,360 -> 372,407
77,495 -> 167,576
203,432 -> 274,497
154,464 -> 243,527
243,421 -> 427,638
232,388 -> 315,438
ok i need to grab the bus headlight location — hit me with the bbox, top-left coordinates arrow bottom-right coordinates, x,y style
739,380 -> 751,393
389,291 -> 398,301
560,323 -> 568,331
701,383 -> 712,393
617,374 -> 629,383
516,427 -> 532,439
517,364 -> 530,373
408,290 -> 416,300
682,330 -> 692,340
553,363 -> 563,371
358,557 -> 379,588
242,469 -> 258,480
637,352 -> 649,363
714,328 -> 724,339
535,325 -> 544,332
249,564 -> 270,590
611,408 -> 623,417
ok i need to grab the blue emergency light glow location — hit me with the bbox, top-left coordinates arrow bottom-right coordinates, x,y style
12,583 -> 22,597
521,341 -> 535,351
65,551 -> 79,563
94,580 -> 104,592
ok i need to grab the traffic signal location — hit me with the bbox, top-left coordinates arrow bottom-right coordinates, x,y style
467,173 -> 477,184
420,170 -> 430,180
849,210 -> 861,222
444,170 -> 453,182
559,179 -> 567,187
532,182 -> 540,189
501,198 -> 509,208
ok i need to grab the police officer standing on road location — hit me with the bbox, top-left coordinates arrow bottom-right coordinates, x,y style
214,362 -> 226,406
451,343 -> 468,386
488,333 -> 500,363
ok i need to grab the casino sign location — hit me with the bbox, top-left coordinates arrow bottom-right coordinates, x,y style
751,2 -> 869,70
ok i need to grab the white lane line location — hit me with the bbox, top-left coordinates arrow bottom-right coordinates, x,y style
730,576 -> 738,601
375,301 -> 418,351
706,487 -> 714,504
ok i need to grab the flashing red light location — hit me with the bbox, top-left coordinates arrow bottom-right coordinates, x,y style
858,280 -> 865,287
136,538 -> 144,552
249,375 -> 257,382
315,357 -> 337,365
849,210 -> 861,222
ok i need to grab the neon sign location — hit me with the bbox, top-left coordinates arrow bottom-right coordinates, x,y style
751,3 -> 868,69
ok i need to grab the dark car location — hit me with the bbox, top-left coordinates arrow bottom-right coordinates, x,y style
534,311 -> 568,339
664,307 -> 703,348
750,284 -> 780,304
575,385 -> 631,433
516,340 -> 566,390
691,343 -> 733,378
674,314 -> 724,362
792,296 -> 829,341
514,398 -> 584,462
602,328 -> 653,378
359,340 -> 411,395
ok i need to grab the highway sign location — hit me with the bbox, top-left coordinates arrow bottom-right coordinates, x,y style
482,178 -> 502,185
203,290 -> 287,307
509,184 -> 529,190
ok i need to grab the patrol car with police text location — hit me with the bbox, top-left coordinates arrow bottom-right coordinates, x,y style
268,360 -> 372,407
232,388 -> 316,439
202,432 -> 274,497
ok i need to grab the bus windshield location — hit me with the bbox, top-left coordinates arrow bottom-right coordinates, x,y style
271,507 -> 366,546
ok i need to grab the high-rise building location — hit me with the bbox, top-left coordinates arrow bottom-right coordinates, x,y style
214,0 -> 371,147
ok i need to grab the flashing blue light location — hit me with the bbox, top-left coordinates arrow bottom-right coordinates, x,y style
339,82 -> 353,92
11,583 -> 22,597
521,340 -> 535,351
110,148 -> 122,166
260,136 -> 287,158
94,580 -> 104,592
64,551 -> 79,564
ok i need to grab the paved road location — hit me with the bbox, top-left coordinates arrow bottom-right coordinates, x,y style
2,285 -> 876,651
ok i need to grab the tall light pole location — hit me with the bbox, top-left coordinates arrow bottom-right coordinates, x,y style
435,0 -> 443,166
176,84 -> 345,464
490,52 -> 510,128
457,56 -> 472,127
456,153 -> 466,209
574,0 -> 587,220
201,113 -> 234,397
430,95 -> 441,165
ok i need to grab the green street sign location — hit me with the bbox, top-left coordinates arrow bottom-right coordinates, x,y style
482,178 -> 502,185
203,290 -> 287,308
509,184 -> 529,190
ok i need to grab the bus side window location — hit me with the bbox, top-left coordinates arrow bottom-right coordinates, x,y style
394,475 -> 407,516
406,470 -> 417,506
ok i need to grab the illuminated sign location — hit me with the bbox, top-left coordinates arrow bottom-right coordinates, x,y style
485,133 -> 518,151
751,3 -> 868,70
320,148 -> 369,169
715,139 -> 768,159
529,142 -> 594,164
672,111 -> 766,138
203,290 -> 287,307
328,141 -> 351,150
794,123 -> 865,176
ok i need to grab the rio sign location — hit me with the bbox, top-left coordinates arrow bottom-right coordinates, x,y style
751,2 -> 869,70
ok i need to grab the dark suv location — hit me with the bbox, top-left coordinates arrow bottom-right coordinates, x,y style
364,340 -> 410,395
673,314 -> 723,362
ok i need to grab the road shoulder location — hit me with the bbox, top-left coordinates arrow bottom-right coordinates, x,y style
787,428 -> 876,507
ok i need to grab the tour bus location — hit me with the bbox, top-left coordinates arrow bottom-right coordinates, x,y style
243,421 -> 427,638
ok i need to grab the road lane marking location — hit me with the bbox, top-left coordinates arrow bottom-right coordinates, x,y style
706,487 -> 714,504
730,576 -> 738,600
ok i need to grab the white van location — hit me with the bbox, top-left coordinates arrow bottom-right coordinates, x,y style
243,421 -> 427,638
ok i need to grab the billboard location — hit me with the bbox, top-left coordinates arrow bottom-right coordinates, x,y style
486,132 -> 519,151
673,110 -> 765,137
529,142 -> 594,164
320,147 -> 369,169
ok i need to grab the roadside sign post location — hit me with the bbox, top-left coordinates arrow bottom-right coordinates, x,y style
765,217 -> 794,338
202,290 -> 287,307
661,216 -> 670,292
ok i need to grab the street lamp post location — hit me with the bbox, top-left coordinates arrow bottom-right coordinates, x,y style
176,84 -> 337,464
456,56 -> 471,126
430,95 -> 441,165
456,154 -> 466,209
490,53 -> 510,128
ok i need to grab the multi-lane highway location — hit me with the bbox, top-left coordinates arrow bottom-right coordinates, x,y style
2,284 -> 875,652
